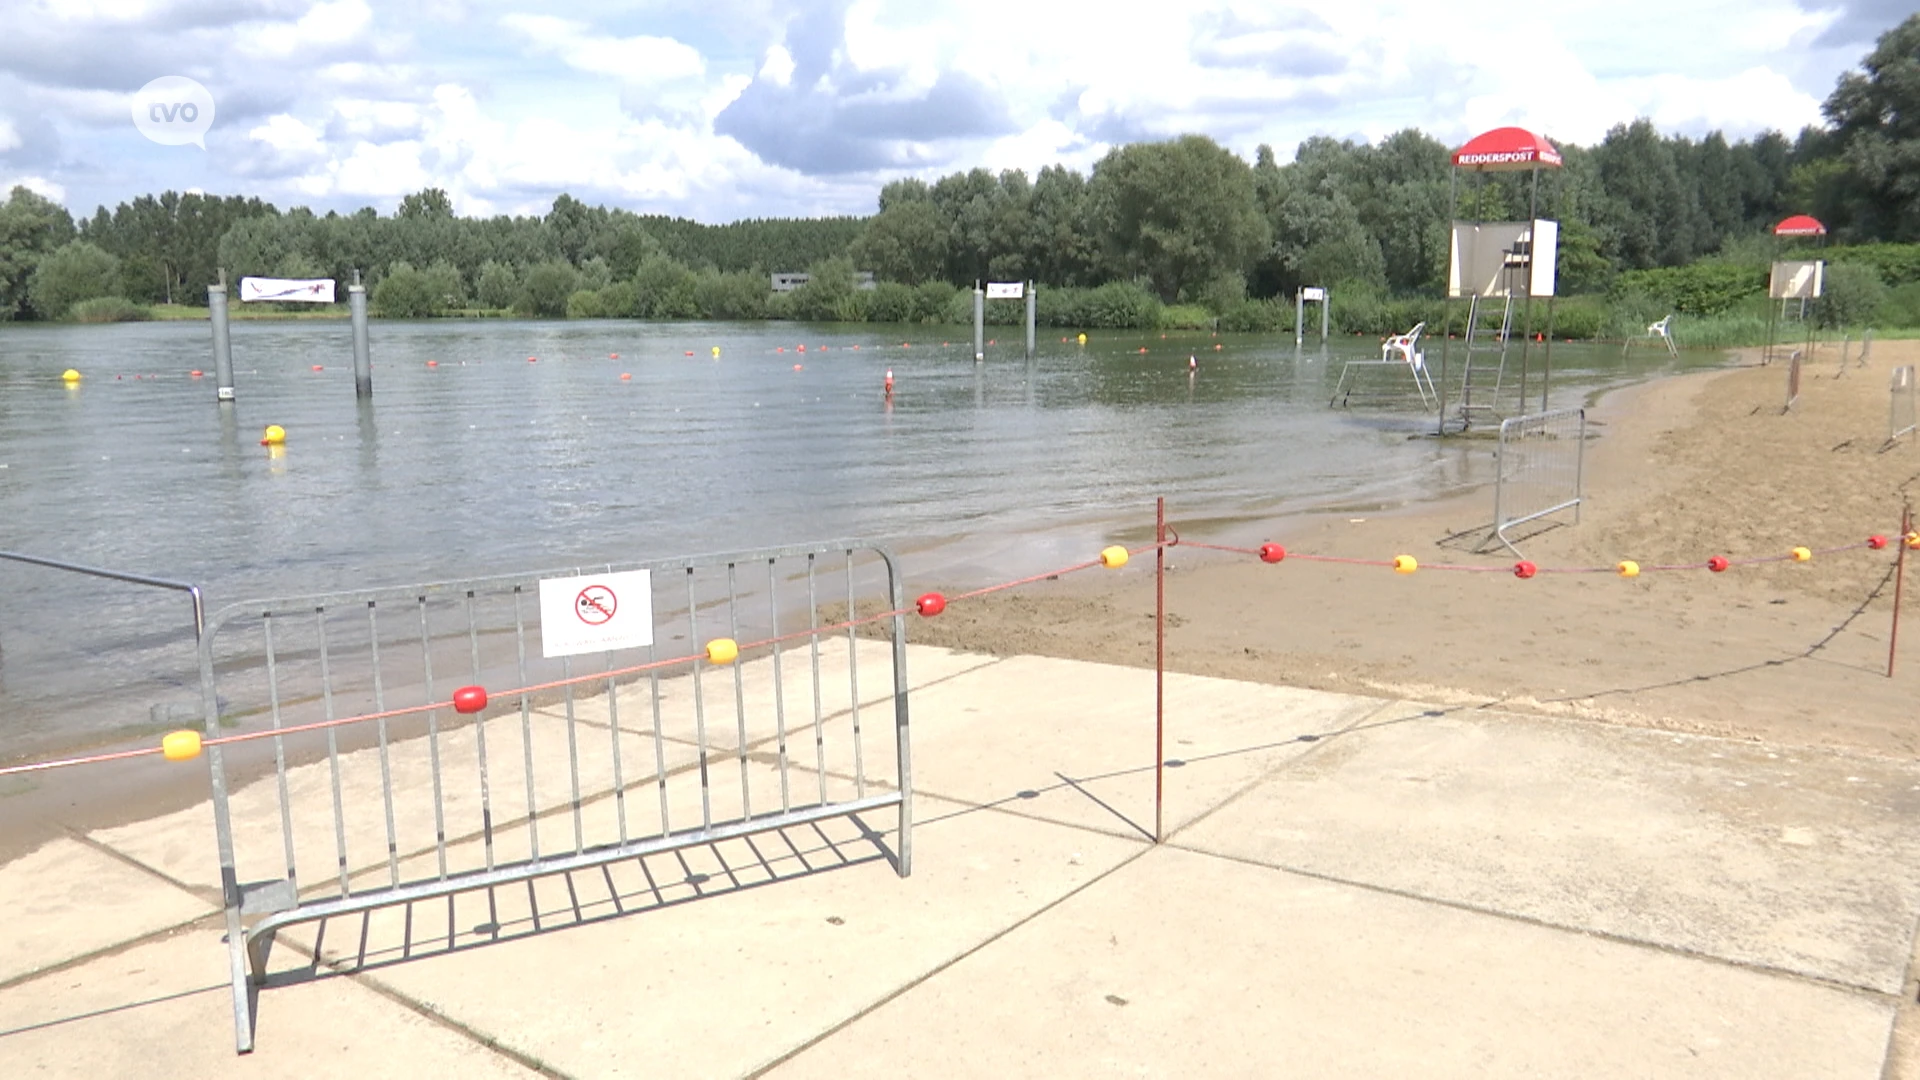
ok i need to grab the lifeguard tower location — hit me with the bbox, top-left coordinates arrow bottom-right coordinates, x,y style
1438,127 -> 1562,433
1766,214 -> 1826,365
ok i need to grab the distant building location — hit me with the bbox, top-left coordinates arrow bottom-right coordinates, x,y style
771,272 -> 878,292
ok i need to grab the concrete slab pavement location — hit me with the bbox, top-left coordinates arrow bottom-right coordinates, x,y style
1175,707 -> 1920,994
768,844 -> 1896,1080
1,644 -> 1917,1078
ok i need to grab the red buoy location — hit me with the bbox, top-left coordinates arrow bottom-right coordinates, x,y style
1258,543 -> 1286,564
1513,561 -> 1537,579
915,592 -> 947,617
1707,556 -> 1730,572
452,686 -> 489,714
1870,535 -> 1890,550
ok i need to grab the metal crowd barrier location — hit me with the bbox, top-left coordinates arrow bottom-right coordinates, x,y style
1481,407 -> 1586,557
196,540 -> 912,1053
1892,366 -> 1917,447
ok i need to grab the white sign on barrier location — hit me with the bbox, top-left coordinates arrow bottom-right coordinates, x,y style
537,569 -> 654,658
240,277 -> 336,303
1301,287 -> 1325,301
985,282 -> 1025,299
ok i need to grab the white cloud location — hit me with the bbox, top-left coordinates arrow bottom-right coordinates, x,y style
242,0 -> 374,56
5,0 -> 1900,221
2,175 -> 67,201
502,15 -> 706,84
249,113 -> 326,154
758,45 -> 796,87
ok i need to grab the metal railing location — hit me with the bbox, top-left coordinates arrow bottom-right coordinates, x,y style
198,540 -> 912,1052
0,550 -> 204,639
1481,407 -> 1585,557
1892,366 -> 1916,447
1787,350 -> 1804,411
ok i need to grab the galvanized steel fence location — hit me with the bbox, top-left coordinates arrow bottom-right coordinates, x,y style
195,540 -> 912,1052
1892,366 -> 1916,447
1481,407 -> 1585,557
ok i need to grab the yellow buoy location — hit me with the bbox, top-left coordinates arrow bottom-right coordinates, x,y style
1076,333 -> 1087,345
161,730 -> 202,762
705,637 -> 739,665
1792,546 -> 1813,562
1617,560 -> 1640,578
260,424 -> 286,446
61,369 -> 81,383
711,346 -> 721,358
1392,555 -> 1418,574
1099,545 -> 1129,569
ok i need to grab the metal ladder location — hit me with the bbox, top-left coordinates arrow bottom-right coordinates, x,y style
1456,291 -> 1513,428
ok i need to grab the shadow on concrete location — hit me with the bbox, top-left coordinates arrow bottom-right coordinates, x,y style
261,817 -> 895,990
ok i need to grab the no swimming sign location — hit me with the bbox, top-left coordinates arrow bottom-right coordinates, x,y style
537,569 -> 654,658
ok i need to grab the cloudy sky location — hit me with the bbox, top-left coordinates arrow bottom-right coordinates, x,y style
0,0 -> 1908,223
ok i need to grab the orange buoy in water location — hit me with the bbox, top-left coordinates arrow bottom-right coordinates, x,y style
620,373 -> 631,381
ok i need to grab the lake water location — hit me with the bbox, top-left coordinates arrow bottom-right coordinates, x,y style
0,317 -> 1721,759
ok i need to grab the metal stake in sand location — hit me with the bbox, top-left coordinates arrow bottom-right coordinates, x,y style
349,269 -> 372,400
1155,496 -> 1166,843
1892,506 -> 1912,678
209,269 -> 236,402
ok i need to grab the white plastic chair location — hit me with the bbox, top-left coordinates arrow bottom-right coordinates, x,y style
1382,322 -> 1426,369
1642,314 -> 1677,356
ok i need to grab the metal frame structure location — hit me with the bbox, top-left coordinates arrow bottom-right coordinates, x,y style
1891,366 -> 1916,447
1765,216 -> 1827,367
1481,407 -> 1586,557
1331,321 -> 1436,410
1438,128 -> 1563,433
1295,286 -> 1330,346
196,539 -> 913,1053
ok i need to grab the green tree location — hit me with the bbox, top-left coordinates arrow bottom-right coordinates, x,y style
397,187 -> 454,220
788,256 -> 865,321
0,186 -> 75,319
1087,135 -> 1270,302
373,261 -> 435,317
692,270 -> 767,320
475,261 -> 519,309
849,197 -> 946,285
27,240 -> 120,319
517,260 -> 578,317
421,260 -> 466,311
1823,14 -> 1920,240
632,255 -> 699,318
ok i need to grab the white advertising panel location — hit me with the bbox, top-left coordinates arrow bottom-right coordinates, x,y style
1770,260 -> 1824,300
240,277 -> 337,303
1448,220 -> 1558,298
537,569 -> 654,658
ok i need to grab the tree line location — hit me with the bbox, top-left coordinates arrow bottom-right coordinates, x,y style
1,14 -> 1914,329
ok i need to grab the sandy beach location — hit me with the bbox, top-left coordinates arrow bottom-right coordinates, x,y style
908,337 -> 1920,758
